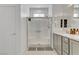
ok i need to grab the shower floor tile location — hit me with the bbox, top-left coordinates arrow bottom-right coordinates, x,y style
28,47 -> 53,51
25,50 -> 57,55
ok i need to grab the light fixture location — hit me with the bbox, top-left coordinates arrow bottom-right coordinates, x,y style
33,13 -> 45,17
73,13 -> 78,17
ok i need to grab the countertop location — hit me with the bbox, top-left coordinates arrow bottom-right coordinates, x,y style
53,32 -> 79,42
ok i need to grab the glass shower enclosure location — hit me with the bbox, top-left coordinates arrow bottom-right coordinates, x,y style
27,8 -> 52,51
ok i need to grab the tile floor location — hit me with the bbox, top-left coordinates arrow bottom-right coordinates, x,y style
25,49 -> 57,55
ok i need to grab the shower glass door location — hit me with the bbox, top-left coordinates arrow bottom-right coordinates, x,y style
28,17 -> 51,48
27,8 -> 52,48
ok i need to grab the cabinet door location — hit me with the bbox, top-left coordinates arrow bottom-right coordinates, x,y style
63,37 -> 69,55
70,40 -> 79,55
53,34 -> 57,50
53,34 -> 61,55
53,34 -> 56,49
57,35 -> 61,54
53,34 -> 58,54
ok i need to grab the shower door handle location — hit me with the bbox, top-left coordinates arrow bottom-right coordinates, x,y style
36,30 -> 41,33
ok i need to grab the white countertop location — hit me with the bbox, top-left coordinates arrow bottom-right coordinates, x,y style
53,32 -> 79,41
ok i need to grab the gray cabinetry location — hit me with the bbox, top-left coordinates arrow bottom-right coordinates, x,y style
63,37 -> 70,55
53,33 -> 79,55
70,40 -> 79,55
53,34 -> 62,55
53,33 -> 70,55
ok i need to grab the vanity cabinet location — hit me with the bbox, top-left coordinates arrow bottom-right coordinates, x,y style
70,40 -> 79,55
53,34 -> 62,55
53,34 -> 58,53
53,33 -> 79,55
53,33 -> 70,55
63,37 -> 70,55
57,35 -> 62,54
